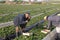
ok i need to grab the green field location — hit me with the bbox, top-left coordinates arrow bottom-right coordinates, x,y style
0,4 -> 60,23
0,4 -> 60,40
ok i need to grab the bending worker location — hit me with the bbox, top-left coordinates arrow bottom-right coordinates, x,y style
43,14 -> 60,39
13,12 -> 31,36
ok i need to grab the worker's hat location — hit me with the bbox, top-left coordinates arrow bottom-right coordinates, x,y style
44,16 -> 48,20
57,14 -> 60,16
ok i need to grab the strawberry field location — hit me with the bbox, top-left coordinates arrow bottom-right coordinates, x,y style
0,4 -> 60,40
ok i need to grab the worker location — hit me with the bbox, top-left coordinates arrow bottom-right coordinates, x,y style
13,12 -> 31,36
43,14 -> 60,39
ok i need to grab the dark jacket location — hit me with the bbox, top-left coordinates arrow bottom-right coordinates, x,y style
47,16 -> 60,29
14,14 -> 29,27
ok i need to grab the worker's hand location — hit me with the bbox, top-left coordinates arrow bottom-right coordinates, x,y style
27,16 -> 31,21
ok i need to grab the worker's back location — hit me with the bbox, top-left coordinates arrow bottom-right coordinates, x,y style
14,14 -> 27,26
48,16 -> 60,26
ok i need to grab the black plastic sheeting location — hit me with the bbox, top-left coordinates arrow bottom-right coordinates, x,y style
23,20 -> 44,32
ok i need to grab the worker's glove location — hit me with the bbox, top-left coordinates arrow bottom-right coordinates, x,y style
27,16 -> 31,22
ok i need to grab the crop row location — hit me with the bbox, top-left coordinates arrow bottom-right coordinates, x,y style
0,5 -> 58,23
0,4 -> 56,14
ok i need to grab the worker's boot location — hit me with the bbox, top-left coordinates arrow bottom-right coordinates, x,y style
56,33 -> 60,40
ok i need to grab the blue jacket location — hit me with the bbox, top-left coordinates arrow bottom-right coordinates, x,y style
14,14 -> 27,26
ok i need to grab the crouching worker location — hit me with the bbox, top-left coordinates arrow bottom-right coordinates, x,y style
42,14 -> 60,38
13,12 -> 31,37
